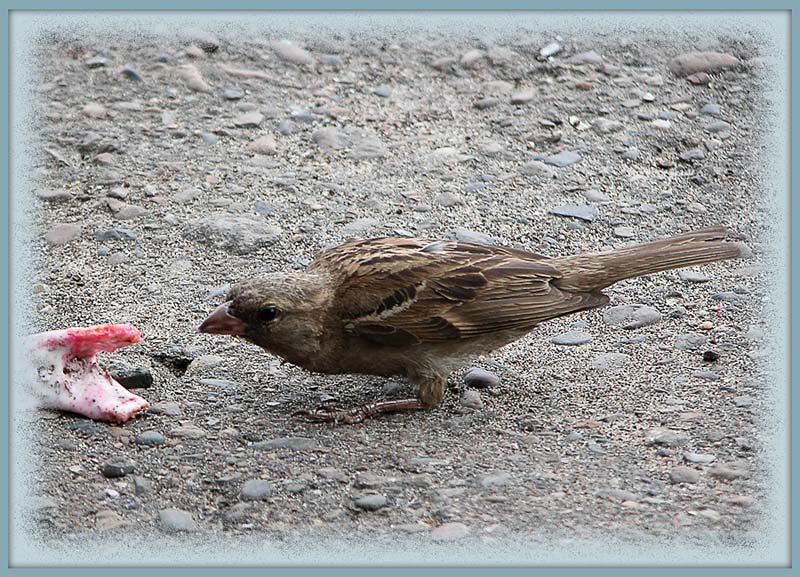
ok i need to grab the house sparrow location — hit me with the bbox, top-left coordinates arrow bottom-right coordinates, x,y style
199,225 -> 742,423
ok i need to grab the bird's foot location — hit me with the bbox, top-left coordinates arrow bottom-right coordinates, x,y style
294,398 -> 424,424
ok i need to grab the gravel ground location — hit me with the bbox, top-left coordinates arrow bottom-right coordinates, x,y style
11,16 -> 785,566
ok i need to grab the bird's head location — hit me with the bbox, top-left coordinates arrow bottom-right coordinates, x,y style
197,272 -> 329,358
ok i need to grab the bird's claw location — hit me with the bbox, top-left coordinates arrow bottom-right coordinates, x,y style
293,405 -> 370,424
294,398 -> 425,425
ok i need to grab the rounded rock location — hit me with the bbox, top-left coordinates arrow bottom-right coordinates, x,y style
135,431 -> 166,446
159,508 -> 198,532
354,494 -> 388,511
670,466 -> 700,484
241,479 -> 274,500
464,367 -> 500,389
551,331 -> 592,346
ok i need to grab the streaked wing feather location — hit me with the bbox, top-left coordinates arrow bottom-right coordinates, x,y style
311,237 -> 598,346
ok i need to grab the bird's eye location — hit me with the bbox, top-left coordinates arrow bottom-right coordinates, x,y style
256,306 -> 279,322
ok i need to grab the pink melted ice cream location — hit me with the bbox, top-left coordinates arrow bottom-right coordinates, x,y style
20,324 -> 149,423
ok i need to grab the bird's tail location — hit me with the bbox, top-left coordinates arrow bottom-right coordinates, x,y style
554,226 -> 743,292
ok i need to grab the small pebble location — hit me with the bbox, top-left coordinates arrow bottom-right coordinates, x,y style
353,494 -> 388,511
460,389 -> 484,409
110,367 -> 153,389
102,458 -> 135,478
551,331 -> 592,346
159,508 -> 198,532
464,367 -> 500,389
135,431 -> 166,446
241,479 -> 274,500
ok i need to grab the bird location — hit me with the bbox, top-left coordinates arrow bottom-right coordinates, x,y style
198,225 -> 742,423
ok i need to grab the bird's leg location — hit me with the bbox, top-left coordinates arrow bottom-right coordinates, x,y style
416,374 -> 447,408
295,374 -> 447,424
294,398 -> 423,424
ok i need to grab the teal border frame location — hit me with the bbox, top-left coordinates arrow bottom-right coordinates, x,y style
2,2 -> 794,575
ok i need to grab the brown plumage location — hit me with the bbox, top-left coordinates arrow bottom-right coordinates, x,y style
198,225 -> 742,422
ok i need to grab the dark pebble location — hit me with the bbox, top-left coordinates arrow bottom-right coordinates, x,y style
102,458 -> 135,478
703,350 -> 720,362
135,431 -> 166,446
111,367 -> 153,389
94,228 -> 139,242
120,66 -> 143,81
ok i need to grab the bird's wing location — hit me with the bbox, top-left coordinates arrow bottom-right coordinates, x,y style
309,238 -> 608,346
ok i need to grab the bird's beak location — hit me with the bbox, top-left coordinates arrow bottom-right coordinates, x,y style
197,302 -> 247,336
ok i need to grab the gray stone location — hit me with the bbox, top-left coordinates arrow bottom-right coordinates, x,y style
148,401 -> 182,416
222,87 -> 245,100
373,85 -> 392,98
102,458 -> 135,478
584,189 -> 609,203
133,476 -> 152,496
668,52 -> 739,76
460,389 -> 484,409
353,494 -> 388,511
170,424 -> 207,439
248,135 -> 278,155
675,333 -> 707,351
241,479 -> 274,500
645,428 -> 689,447
233,112 -> 264,128
199,378 -> 240,390
454,228 -> 494,245
603,304 -> 662,329
184,215 -> 281,254
544,150 -> 582,167
36,188 -> 73,202
592,118 -> 624,134
519,160 -> 555,176
464,367 -> 500,388
705,121 -> 732,135
670,466 -> 700,484
710,464 -> 747,480
684,452 -> 716,464
549,204 -> 597,222
159,509 -> 198,532
613,226 -> 635,238
679,270 -> 711,283
700,102 -> 722,116
551,331 -> 592,346
135,431 -> 166,446
679,148 -> 706,162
